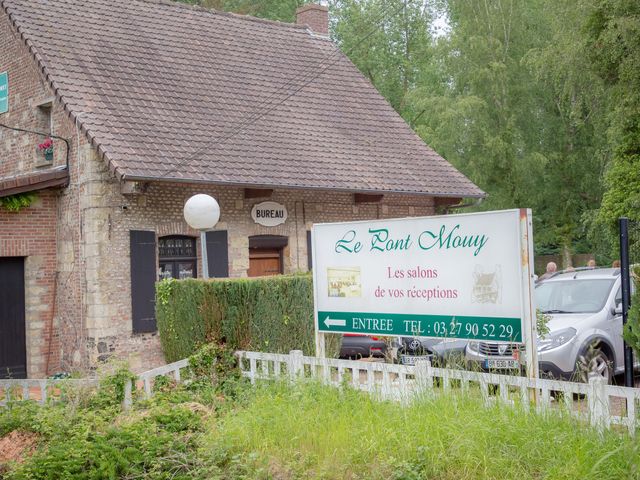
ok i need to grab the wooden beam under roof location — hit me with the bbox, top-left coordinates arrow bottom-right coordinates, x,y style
244,188 -> 273,199
354,193 -> 384,204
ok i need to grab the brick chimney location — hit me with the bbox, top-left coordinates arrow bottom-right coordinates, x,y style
296,3 -> 329,35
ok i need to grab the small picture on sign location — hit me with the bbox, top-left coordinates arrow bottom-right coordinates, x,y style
327,267 -> 361,298
471,265 -> 502,304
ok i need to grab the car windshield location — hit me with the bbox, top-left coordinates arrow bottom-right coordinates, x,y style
535,279 -> 615,314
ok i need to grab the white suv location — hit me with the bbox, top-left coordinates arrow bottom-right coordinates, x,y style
465,267 -> 637,383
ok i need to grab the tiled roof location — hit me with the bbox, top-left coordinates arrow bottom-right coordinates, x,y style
2,0 -> 484,197
0,166 -> 69,197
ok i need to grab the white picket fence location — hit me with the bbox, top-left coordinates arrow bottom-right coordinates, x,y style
0,379 -> 97,407
2,351 -> 639,435
234,350 -> 640,435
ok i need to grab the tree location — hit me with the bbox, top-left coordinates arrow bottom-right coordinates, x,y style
223,0 -> 305,22
588,0 -> 640,230
176,0 -> 304,22
587,0 -> 640,354
331,0 -> 434,120
413,0 -> 608,265
410,1 -> 546,234
521,0 -> 609,265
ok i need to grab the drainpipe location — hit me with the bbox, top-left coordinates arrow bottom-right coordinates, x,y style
0,123 -> 70,171
443,197 -> 484,214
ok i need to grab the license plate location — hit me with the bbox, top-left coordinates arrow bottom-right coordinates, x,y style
401,354 -> 431,366
484,359 -> 519,369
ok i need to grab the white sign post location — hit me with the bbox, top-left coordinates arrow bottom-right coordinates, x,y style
312,209 -> 538,379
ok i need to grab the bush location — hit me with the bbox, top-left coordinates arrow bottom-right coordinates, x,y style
156,274 -> 339,362
7,407 -> 213,479
623,265 -> 640,356
0,366 -> 225,479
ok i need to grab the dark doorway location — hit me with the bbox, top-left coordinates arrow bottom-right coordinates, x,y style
248,235 -> 288,277
158,236 -> 197,280
0,257 -> 27,379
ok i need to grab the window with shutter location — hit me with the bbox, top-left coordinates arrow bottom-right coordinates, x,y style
158,235 -> 197,280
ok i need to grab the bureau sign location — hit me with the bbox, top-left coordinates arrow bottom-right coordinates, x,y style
251,201 -> 287,227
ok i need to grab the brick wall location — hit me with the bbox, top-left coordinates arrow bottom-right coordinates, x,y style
80,160 -> 436,371
0,194 -> 57,377
0,10 -> 67,176
0,9 -> 85,377
296,4 -> 329,35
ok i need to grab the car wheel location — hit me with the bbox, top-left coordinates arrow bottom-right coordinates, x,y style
576,346 -> 612,384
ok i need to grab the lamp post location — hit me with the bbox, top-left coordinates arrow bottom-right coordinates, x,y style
183,194 -> 220,279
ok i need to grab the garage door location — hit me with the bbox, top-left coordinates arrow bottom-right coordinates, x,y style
0,257 -> 27,379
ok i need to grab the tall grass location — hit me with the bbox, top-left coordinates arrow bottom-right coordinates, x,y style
207,381 -> 640,480
2,372 -> 638,479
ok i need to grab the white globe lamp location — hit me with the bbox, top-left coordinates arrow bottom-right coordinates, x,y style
183,194 -> 220,279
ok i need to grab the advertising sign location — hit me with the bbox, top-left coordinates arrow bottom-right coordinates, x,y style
0,72 -> 7,114
312,209 -> 535,347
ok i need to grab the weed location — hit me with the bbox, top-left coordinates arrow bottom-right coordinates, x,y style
2,371 -> 638,479
207,381 -> 640,480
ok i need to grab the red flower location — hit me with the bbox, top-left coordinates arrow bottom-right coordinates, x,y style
37,138 -> 54,153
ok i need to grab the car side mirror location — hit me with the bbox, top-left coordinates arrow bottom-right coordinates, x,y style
614,304 -> 623,316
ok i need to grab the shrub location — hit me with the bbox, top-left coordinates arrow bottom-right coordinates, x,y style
89,362 -> 137,409
0,193 -> 35,212
156,274 -> 339,362
188,342 -> 239,385
623,265 -> 640,356
8,408 -> 212,479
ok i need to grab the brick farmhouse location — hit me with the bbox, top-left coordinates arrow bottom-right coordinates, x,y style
0,0 -> 483,378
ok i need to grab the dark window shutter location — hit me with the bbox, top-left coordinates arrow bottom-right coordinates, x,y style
206,230 -> 229,278
130,230 -> 157,333
307,230 -> 313,271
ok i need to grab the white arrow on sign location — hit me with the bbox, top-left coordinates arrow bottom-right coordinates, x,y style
324,316 -> 346,328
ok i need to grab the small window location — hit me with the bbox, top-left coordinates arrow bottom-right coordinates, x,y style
38,105 -> 53,135
615,282 -> 636,307
35,100 -> 53,166
159,236 -> 196,258
158,235 -> 197,280
35,98 -> 53,136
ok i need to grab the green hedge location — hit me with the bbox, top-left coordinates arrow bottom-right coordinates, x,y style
156,274 -> 339,362
623,266 -> 640,357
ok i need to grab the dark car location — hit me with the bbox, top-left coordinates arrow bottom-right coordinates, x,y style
397,336 -> 468,366
339,334 -> 387,359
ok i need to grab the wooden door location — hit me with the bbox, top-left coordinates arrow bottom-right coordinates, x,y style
248,248 -> 282,277
0,257 -> 27,379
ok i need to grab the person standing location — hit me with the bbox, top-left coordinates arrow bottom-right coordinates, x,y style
537,262 -> 557,282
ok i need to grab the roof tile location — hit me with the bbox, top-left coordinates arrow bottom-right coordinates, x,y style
2,0 -> 484,197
